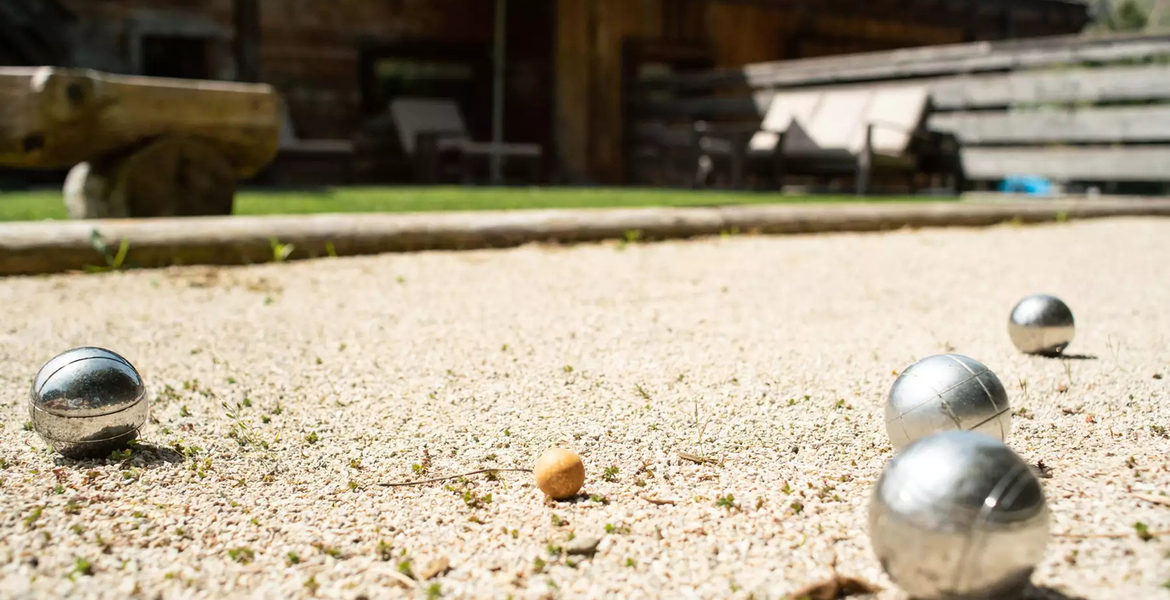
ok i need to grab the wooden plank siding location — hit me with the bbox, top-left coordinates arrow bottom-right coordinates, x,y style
639,33 -> 1170,91
930,65 -> 1170,110
929,105 -> 1170,145
962,147 -> 1170,181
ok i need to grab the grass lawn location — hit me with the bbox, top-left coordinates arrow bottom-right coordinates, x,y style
0,186 -> 948,222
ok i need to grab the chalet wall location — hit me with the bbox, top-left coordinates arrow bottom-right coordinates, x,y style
60,0 -> 494,139
555,0 -> 1087,185
556,0 -> 664,184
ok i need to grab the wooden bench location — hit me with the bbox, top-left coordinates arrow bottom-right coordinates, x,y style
635,83 -> 958,194
627,32 -> 1170,193
927,64 -> 1170,189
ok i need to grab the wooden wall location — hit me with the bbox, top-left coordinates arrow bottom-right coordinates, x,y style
61,0 -> 495,139
555,0 -> 1087,185
556,0 -> 665,184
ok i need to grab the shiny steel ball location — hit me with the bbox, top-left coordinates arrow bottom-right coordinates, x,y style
1008,294 -> 1075,356
886,354 -> 1010,451
869,430 -> 1050,600
29,347 -> 148,458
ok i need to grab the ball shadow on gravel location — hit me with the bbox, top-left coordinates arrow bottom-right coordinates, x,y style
1021,584 -> 1090,600
1044,353 -> 1098,360
51,442 -> 185,468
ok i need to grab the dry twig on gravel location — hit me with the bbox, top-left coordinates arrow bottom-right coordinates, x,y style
378,468 -> 532,488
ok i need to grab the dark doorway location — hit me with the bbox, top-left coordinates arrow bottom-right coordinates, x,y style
140,36 -> 211,79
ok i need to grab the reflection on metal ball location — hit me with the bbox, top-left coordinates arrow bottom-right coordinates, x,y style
886,354 -> 1010,451
1009,294 -> 1075,356
29,347 -> 147,458
869,430 -> 1050,600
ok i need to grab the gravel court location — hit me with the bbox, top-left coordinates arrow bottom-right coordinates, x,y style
0,217 -> 1167,600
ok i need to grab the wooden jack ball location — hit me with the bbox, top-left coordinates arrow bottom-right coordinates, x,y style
534,448 -> 585,500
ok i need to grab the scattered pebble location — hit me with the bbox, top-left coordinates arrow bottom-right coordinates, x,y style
565,536 -> 601,556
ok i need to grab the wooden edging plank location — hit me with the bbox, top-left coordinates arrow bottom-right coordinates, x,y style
0,199 -> 1168,276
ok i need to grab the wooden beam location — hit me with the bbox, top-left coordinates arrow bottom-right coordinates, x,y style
930,64 -> 1170,109
233,0 -> 262,82
633,63 -> 1170,122
931,105 -> 1170,144
636,33 -> 1170,91
961,146 -> 1170,181
555,0 -> 593,182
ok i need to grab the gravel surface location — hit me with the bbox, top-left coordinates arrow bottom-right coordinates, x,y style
0,217 -> 1168,600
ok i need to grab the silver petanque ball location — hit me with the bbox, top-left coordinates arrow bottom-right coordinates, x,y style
1008,294 -> 1074,356
29,347 -> 148,459
886,354 -> 1010,451
869,430 -> 1050,600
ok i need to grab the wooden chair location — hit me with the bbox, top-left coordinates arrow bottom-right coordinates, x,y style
389,98 -> 542,184
266,107 -> 356,185
696,84 -> 955,194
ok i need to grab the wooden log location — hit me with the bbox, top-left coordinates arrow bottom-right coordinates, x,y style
63,135 -> 236,219
0,67 -> 280,176
1,199 -> 1169,276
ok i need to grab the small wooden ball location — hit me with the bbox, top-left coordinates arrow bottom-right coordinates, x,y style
534,448 -> 585,500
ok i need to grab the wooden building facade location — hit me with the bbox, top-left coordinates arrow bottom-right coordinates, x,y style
36,0 -> 1091,185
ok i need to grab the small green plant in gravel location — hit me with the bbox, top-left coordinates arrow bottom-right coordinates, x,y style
625,558 -> 636,568
305,432 -> 319,445
551,514 -> 566,527
790,501 -> 804,514
72,556 -> 94,577
313,543 -> 342,558
1135,522 -> 1156,541
376,540 -> 393,561
715,494 -> 738,510
462,489 -> 492,509
86,229 -> 130,273
532,557 -> 547,573
23,506 -> 43,528
269,237 -> 295,262
303,577 -> 319,592
228,548 -> 255,564
602,466 -> 619,482
427,583 -> 443,599
286,551 -> 301,565
22,421 -> 33,431
397,558 -> 415,578
605,523 -> 631,535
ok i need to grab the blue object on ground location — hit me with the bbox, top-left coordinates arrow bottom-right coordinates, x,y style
1000,175 -> 1053,196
